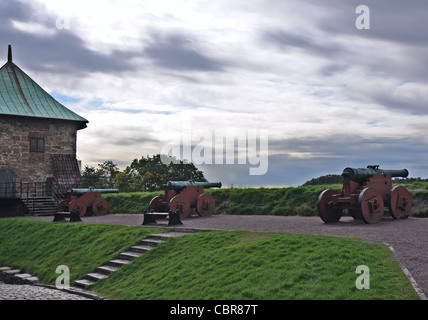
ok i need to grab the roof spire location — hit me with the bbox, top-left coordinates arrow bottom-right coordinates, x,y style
8,45 -> 12,62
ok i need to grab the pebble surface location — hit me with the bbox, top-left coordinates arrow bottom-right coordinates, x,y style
0,281 -> 92,300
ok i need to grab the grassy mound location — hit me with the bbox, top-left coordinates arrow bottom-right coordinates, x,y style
93,231 -> 418,300
0,219 -> 418,300
0,219 -> 162,284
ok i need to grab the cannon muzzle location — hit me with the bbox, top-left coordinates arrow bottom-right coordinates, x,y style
71,188 -> 119,195
342,165 -> 409,182
165,181 -> 222,191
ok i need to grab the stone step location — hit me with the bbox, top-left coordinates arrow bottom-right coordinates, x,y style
139,238 -> 166,247
25,276 -> 39,284
96,265 -> 120,275
118,251 -> 143,261
72,232 -> 193,291
75,279 -> 96,289
150,232 -> 194,240
21,196 -> 58,216
86,273 -> 109,282
130,245 -> 153,253
4,269 -> 21,276
106,259 -> 132,268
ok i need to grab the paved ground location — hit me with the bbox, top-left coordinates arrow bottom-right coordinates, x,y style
0,282 -> 92,300
7,214 -> 428,299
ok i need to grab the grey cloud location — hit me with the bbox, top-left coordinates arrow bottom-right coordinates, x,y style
176,134 -> 428,187
0,0 -> 34,22
270,135 -> 428,164
0,0 -> 140,74
310,0 -> 428,46
260,0 -> 428,115
266,135 -> 428,185
144,32 -> 225,72
319,63 -> 350,76
370,92 -> 428,115
262,30 -> 346,59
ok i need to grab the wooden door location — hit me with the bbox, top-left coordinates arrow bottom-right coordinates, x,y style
0,168 -> 17,198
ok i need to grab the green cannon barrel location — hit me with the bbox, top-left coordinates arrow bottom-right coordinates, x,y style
342,165 -> 409,182
165,181 -> 222,190
71,188 -> 119,195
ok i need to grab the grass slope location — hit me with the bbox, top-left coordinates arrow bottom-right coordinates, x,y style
0,219 -> 162,285
0,219 -> 419,300
92,231 -> 418,300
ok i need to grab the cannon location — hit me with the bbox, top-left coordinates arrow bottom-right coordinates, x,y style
318,165 -> 411,224
144,181 -> 222,226
57,188 -> 119,218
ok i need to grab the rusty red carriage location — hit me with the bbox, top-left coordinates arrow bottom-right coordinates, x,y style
318,165 -> 412,224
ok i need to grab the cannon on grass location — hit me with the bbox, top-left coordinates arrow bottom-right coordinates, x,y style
318,165 -> 411,224
56,188 -> 119,219
143,181 -> 222,226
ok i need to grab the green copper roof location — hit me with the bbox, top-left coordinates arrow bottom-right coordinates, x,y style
0,45 -> 88,129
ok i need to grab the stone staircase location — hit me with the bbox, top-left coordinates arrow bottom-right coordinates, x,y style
22,197 -> 58,216
74,230 -> 193,289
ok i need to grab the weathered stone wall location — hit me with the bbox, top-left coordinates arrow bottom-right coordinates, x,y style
0,115 -> 81,183
0,199 -> 27,216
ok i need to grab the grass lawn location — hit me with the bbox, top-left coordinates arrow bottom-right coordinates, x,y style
0,218 -> 162,284
92,231 -> 418,300
0,219 -> 419,300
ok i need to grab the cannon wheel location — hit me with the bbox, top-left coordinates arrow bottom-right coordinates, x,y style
196,193 -> 215,217
92,198 -> 109,216
317,189 -> 342,223
69,199 -> 87,217
57,199 -> 70,212
149,196 -> 167,212
388,186 -> 412,219
358,187 -> 384,224
169,195 -> 191,220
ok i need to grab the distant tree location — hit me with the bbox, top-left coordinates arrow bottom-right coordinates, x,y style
82,160 -> 120,189
114,154 -> 207,192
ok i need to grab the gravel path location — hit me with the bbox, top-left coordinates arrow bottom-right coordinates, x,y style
0,282 -> 92,300
22,214 -> 428,299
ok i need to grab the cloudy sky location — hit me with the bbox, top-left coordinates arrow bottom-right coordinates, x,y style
2,0 -> 428,186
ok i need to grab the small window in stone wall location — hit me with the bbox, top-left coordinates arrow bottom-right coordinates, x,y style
30,137 -> 45,153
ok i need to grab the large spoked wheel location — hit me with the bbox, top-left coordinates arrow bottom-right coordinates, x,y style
358,187 -> 384,224
318,189 -> 342,223
57,200 -> 70,212
388,186 -> 412,219
169,195 -> 191,220
92,198 -> 109,216
196,193 -> 215,217
149,196 -> 167,212
69,199 -> 87,217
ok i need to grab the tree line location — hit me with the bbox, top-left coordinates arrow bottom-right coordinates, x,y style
81,154 -> 207,192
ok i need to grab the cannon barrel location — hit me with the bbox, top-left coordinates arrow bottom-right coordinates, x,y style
165,181 -> 222,190
342,165 -> 409,182
71,188 -> 119,195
